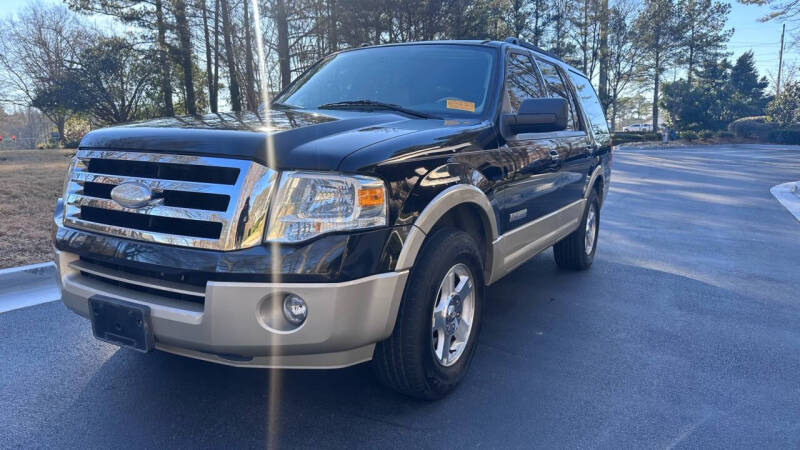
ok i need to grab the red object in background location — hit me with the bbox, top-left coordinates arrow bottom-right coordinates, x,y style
11,135 -> 16,142
0,135 -> 3,142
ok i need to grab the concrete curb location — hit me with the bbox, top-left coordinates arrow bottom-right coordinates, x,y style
0,261 -> 60,313
771,181 -> 800,224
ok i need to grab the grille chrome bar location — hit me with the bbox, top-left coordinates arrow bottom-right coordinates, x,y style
71,172 -> 236,196
63,211 -> 222,248
63,150 -> 277,251
66,194 -> 227,223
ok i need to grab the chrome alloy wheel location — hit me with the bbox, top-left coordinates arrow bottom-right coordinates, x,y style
585,204 -> 597,255
431,263 -> 475,367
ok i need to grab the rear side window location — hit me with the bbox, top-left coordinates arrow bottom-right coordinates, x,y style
536,59 -> 579,131
567,71 -> 610,146
504,52 -> 545,113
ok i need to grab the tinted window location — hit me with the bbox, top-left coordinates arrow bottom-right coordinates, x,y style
536,59 -> 580,131
504,52 -> 545,113
567,70 -> 610,146
277,45 -> 496,117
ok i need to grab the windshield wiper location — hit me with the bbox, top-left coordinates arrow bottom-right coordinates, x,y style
316,100 -> 440,119
270,102 -> 298,109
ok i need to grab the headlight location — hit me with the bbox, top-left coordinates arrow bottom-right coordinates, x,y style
265,171 -> 387,243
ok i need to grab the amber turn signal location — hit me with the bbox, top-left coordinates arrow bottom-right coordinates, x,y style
358,187 -> 384,207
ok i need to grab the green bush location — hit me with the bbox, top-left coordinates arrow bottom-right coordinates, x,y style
679,130 -> 698,140
716,130 -> 735,138
610,132 -> 662,145
698,130 -> 715,139
728,116 -> 777,139
767,126 -> 800,145
766,82 -> 800,126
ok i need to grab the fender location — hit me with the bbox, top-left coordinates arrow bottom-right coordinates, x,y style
585,164 -> 604,200
395,184 -> 499,280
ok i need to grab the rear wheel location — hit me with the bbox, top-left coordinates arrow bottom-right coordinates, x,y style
373,228 -> 484,400
553,189 -> 600,270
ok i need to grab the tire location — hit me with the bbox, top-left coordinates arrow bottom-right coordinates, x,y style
553,188 -> 600,270
373,227 -> 484,400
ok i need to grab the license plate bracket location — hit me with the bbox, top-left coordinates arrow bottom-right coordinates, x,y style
89,296 -> 154,353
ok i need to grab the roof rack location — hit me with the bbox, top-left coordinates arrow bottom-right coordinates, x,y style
504,37 -> 563,62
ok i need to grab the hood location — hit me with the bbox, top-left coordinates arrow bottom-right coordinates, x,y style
78,109 -> 431,170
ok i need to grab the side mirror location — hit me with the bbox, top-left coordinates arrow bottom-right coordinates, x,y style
503,97 -> 568,134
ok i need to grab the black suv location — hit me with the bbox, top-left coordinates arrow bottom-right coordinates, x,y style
54,38 -> 611,399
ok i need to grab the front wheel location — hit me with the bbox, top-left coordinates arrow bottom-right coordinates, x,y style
373,228 -> 484,400
553,189 -> 600,270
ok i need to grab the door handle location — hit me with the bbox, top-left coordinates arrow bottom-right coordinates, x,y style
548,149 -> 562,171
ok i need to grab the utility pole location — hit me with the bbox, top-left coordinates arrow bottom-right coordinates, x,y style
777,23 -> 785,96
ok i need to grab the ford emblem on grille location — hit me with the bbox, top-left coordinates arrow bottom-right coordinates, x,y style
111,182 -> 153,208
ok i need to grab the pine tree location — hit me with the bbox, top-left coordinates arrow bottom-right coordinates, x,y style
636,0 -> 683,131
678,0 -> 733,86
527,0 -> 550,47
729,51 -> 770,119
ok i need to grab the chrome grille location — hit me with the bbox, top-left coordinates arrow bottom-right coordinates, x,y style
63,150 -> 277,250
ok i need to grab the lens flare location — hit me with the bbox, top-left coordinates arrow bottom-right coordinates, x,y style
250,0 -> 282,446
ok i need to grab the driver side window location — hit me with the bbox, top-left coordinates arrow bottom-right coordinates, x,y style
504,52 -> 545,113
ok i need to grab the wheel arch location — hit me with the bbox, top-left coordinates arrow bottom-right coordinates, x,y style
585,165 -> 605,203
395,184 -> 499,282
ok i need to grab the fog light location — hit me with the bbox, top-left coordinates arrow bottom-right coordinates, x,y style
282,294 -> 307,326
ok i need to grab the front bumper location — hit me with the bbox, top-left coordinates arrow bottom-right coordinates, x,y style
56,250 -> 408,369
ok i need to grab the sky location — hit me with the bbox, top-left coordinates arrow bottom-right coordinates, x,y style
0,0 -> 797,86
724,0 -> 797,82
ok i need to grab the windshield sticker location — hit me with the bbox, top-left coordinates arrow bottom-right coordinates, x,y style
446,99 -> 475,112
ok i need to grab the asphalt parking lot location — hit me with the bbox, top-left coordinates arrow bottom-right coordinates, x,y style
2,144 -> 799,448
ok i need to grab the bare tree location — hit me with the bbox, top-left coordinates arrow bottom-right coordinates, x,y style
67,0 -> 176,116
199,0 -> 218,113
242,0 -> 258,110
598,0 -> 610,109
548,0 -> 576,59
0,3 -> 90,143
173,0 -> 197,114
273,0 -> 292,89
213,0 -> 221,111
67,37 -> 155,123
220,0 -> 242,111
606,0 -> 645,129
570,0 -> 601,77
154,0 -> 175,115
636,0 -> 683,131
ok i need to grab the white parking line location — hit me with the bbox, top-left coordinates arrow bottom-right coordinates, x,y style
771,181 -> 800,223
0,262 -> 60,313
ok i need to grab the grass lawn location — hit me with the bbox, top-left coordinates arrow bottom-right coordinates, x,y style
0,149 -> 74,269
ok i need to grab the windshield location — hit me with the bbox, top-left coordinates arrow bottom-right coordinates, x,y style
275,45 -> 497,118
